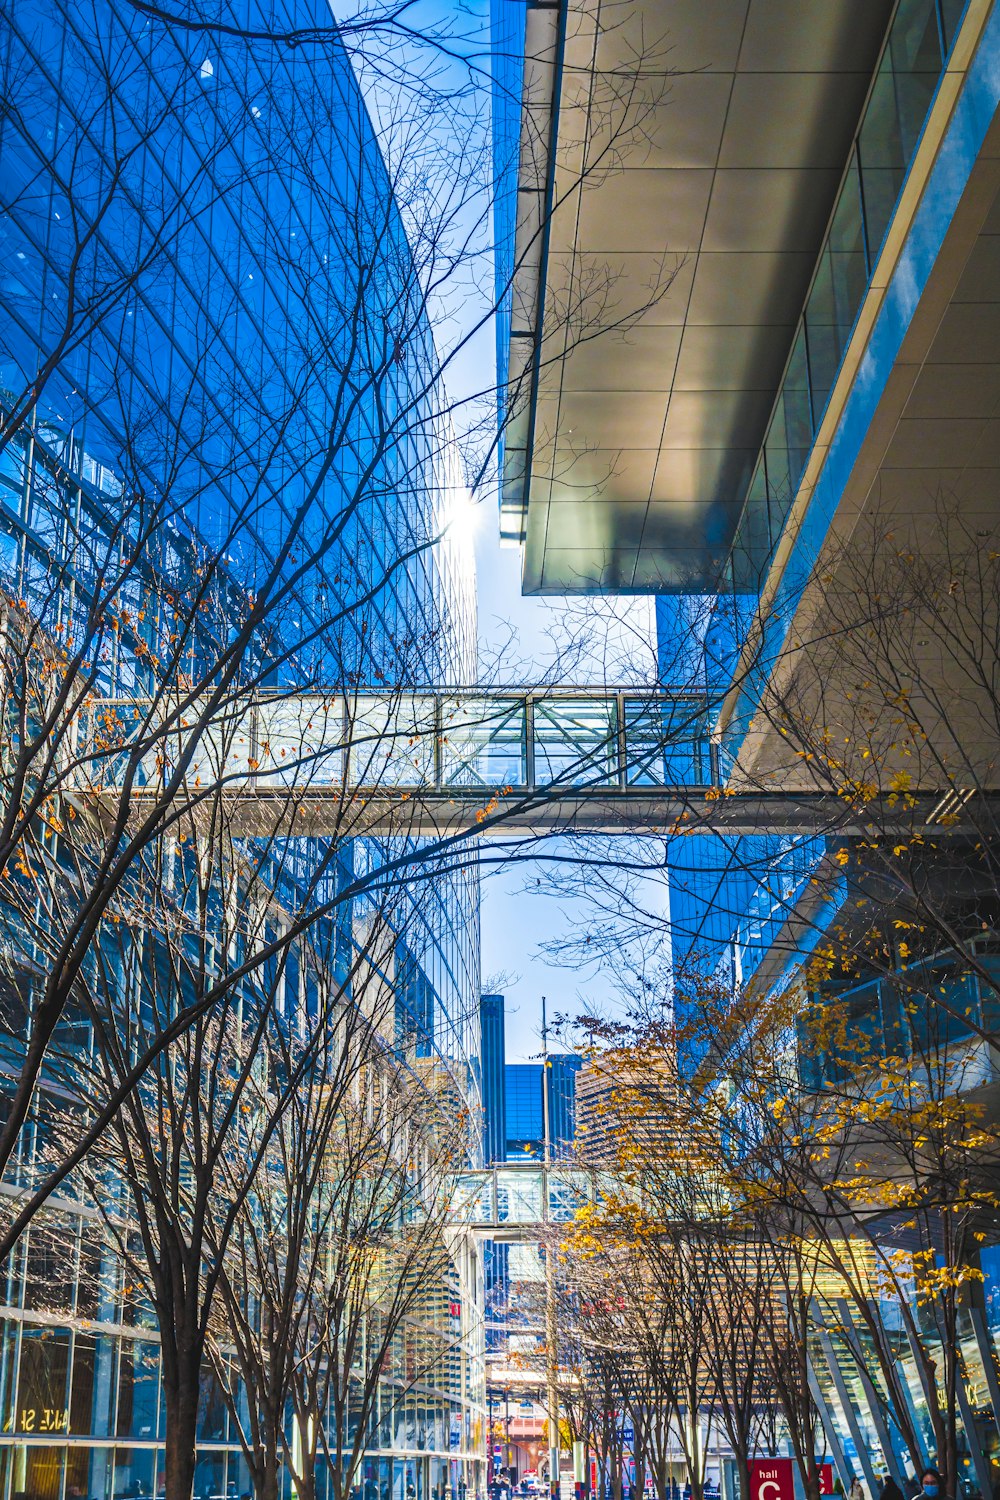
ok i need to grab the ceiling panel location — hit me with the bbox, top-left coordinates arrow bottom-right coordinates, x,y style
537,448 -> 659,501
738,0 -> 895,71
576,169 -> 714,253
541,251 -> 695,329
720,73 -> 876,169
904,361 -> 1000,420
562,327 -> 683,391
639,72 -> 734,169
649,447 -> 756,505
556,391 -> 669,450
671,324 -> 786,392
542,500 -> 650,549
540,548 -> 640,591
701,168 -> 845,252
594,0 -> 750,75
658,389 -> 776,449
519,0 -> 898,592
683,251 -> 815,326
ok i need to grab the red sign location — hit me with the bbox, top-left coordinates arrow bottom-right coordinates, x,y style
819,1466 -> 834,1496
750,1459 -> 795,1500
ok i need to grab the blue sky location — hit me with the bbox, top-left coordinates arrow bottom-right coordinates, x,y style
472,521 -> 656,1060
343,8 -> 660,1061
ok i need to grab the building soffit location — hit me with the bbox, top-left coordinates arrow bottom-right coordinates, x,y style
510,0 -> 896,594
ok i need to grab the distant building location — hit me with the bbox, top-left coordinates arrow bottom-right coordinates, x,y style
480,994 -> 507,1165
576,1055 -> 677,1167
504,1057 -> 581,1160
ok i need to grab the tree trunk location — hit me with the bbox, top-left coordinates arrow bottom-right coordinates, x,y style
257,1421 -> 282,1500
163,1371 -> 201,1500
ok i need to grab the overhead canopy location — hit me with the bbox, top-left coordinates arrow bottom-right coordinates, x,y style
504,0 -> 896,593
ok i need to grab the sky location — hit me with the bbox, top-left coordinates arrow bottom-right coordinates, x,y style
342,2 -> 662,1062
471,512 -> 656,1062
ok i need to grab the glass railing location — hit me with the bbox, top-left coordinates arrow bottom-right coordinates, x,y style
798,938 -> 1000,1087
81,689 -> 717,795
726,0 -> 971,595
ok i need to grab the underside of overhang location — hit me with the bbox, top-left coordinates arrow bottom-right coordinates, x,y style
729,107 -> 1000,795
506,0 -> 897,594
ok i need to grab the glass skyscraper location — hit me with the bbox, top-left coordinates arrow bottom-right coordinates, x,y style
503,1059 -> 580,1162
0,2 -> 483,1498
479,995 -> 507,1166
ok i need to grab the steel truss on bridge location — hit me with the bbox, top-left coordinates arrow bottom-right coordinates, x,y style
77,688 -> 993,838
450,1162 -> 614,1238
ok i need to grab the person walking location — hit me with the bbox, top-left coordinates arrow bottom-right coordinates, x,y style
917,1470 -> 947,1500
849,1479 -> 865,1500
878,1475 -> 904,1500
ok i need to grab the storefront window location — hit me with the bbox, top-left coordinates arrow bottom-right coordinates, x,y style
192,1448 -> 224,1500
24,1221 -> 78,1315
117,1341 -> 160,1440
113,1444 -> 157,1499
17,1325 -> 70,1437
77,1228 -> 120,1322
21,1444 -> 65,1500
71,1331 -> 117,1437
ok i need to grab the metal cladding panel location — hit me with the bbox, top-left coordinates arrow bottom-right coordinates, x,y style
504,0 -> 898,592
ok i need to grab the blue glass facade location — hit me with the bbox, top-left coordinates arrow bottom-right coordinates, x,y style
656,594 -> 827,1052
490,0 -> 527,542
503,1059 -> 580,1161
0,2 -> 484,1497
480,995 -> 507,1165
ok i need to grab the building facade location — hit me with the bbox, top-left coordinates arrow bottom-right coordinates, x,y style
0,2 -> 484,1498
494,0 -> 1000,1490
479,996 -> 507,1167
503,1060 -> 580,1162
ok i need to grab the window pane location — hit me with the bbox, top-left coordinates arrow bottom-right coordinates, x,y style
532,699 -> 617,787
439,698 -> 525,788
730,459 -> 771,593
17,1324 -> 70,1436
117,1339 -> 160,1439
805,159 -> 866,420
623,699 -> 709,787
940,0 -> 967,49
112,1446 -> 157,1500
77,1226 -> 120,1321
859,0 -> 941,259
23,1445 -> 65,1500
71,1330 -> 117,1437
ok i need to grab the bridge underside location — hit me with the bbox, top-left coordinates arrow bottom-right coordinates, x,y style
87,786 -> 999,839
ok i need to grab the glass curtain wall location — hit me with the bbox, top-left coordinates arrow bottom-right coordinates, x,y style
0,0 -> 483,1495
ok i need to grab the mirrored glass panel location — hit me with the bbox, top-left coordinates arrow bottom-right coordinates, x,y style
346,696 -> 436,786
439,697 -> 526,788
533,698 -> 617,788
624,698 -> 709,787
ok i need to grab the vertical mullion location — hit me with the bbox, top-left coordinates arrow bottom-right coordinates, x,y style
524,696 -> 535,789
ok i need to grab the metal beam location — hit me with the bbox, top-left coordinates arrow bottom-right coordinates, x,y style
84,785 -> 1000,840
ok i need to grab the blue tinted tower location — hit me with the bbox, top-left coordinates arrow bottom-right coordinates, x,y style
480,994 -> 507,1164
0,0 -> 483,1494
504,1057 -> 580,1160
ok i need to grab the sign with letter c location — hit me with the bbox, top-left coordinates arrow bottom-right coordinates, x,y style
750,1459 -> 795,1500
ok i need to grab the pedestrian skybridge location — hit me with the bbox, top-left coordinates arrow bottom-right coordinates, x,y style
77,687 -> 989,838
448,1163 -> 615,1239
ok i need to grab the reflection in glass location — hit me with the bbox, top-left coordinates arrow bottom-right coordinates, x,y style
113,1445 -> 157,1499
494,1170 -> 542,1224
117,1339 -> 160,1439
439,698 -> 525,788
22,1445 -> 65,1500
726,0 -> 952,593
533,699 -> 617,788
624,699 -> 708,787
17,1325 -> 70,1436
